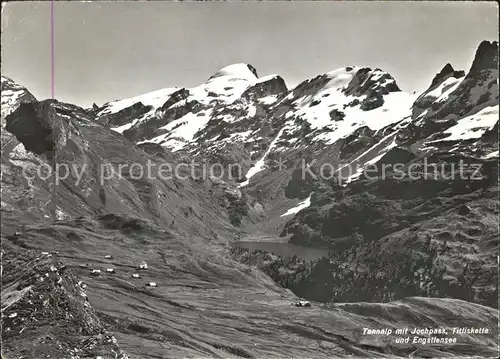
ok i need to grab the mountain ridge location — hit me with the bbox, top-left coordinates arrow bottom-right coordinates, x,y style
1,40 -> 498,358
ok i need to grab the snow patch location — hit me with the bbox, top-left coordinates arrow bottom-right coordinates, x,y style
247,104 -> 257,118
425,77 -> 462,100
209,64 -> 257,81
481,150 -> 499,159
339,130 -> 400,184
140,109 -> 214,151
281,194 -> 312,217
344,152 -> 386,184
258,95 -> 279,105
111,117 -> 142,134
430,105 -> 498,142
238,127 -> 286,187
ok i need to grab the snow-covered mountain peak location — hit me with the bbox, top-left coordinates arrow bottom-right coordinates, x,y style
1,75 -> 21,90
96,87 -> 179,118
194,64 -> 284,106
78,42 -> 499,163
208,63 -> 259,81
96,64 -> 262,125
91,63 -> 287,151
287,66 -> 401,109
324,66 -> 360,88
270,66 -> 413,149
90,64 -> 414,156
1,76 -> 37,125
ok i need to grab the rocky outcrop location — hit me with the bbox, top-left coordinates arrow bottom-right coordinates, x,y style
429,63 -> 465,89
98,101 -> 152,128
415,41 -> 498,124
1,241 -> 129,359
469,40 -> 499,75
5,101 -> 62,158
412,63 -> 466,118
241,75 -> 288,101
343,67 -> 401,97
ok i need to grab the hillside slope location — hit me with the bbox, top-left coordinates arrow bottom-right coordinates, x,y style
2,216 -> 498,358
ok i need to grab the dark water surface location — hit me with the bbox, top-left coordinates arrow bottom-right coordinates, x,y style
231,241 -> 330,261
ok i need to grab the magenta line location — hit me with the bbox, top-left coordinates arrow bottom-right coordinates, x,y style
51,0 -> 55,99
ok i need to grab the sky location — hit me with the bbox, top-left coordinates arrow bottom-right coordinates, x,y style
1,1 -> 498,108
